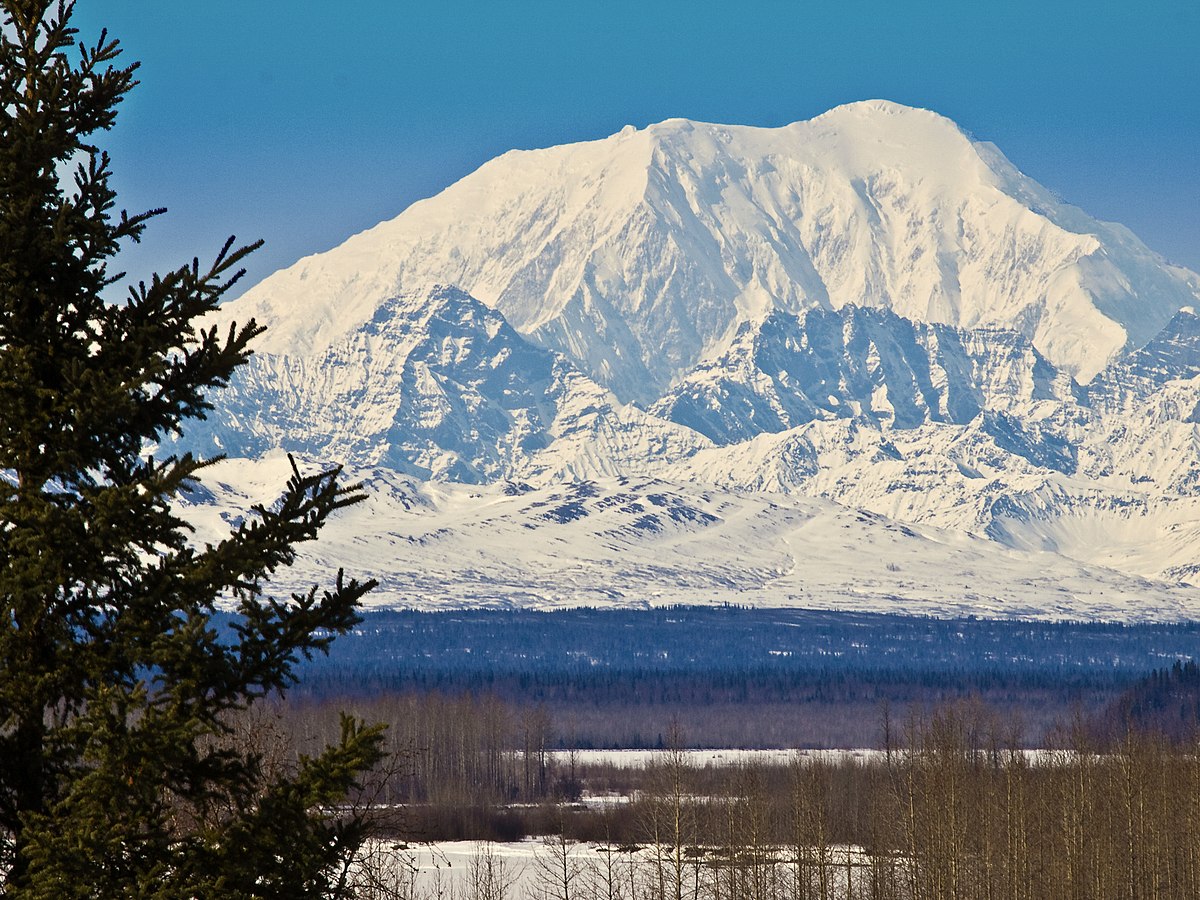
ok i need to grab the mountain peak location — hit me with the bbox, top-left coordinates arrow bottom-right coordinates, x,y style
813,98 -> 962,127
227,103 -> 1198,401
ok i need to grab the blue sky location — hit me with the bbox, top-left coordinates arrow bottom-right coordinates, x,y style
73,1 -> 1200,292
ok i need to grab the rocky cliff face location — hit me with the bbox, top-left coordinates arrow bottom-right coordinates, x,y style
652,305 -> 1077,443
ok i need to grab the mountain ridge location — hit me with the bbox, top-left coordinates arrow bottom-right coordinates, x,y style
226,101 -> 1198,401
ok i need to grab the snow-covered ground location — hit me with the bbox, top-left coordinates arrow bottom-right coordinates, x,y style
350,838 -> 873,900
182,454 -> 1200,621
552,749 -> 887,769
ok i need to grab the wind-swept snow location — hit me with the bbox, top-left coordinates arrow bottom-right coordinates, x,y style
181,455 -> 1200,621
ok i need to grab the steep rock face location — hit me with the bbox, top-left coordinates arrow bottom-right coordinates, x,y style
652,305 -> 1076,444
183,284 -> 706,483
1090,308 -> 1200,410
186,285 -> 563,480
223,101 -> 1199,405
1124,308 -> 1200,386
1079,375 -> 1200,498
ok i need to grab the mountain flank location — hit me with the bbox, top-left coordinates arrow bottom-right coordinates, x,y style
181,102 -> 1200,618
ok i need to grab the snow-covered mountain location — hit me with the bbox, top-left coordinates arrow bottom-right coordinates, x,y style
184,101 -> 1200,620
186,283 -> 709,483
228,100 -> 1198,404
651,305 -> 1077,442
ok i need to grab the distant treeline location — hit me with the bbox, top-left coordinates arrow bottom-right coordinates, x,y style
285,606 -> 1200,683
266,658 -> 1200,804
257,607 -> 1197,748
1107,658 -> 1200,740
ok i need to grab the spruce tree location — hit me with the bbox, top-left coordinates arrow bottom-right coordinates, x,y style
0,2 -> 383,896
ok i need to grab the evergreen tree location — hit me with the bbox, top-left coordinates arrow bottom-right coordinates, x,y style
0,2 -> 384,895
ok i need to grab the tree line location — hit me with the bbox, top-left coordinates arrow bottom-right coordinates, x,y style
324,695 -> 1200,900
258,673 -> 1200,900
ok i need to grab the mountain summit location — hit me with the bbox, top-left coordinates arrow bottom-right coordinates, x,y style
229,100 -> 1198,405
188,103 -> 1200,618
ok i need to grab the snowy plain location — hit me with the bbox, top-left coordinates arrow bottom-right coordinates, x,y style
181,453 -> 1200,621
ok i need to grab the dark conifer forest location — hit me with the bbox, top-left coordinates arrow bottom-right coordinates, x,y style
265,611 -> 1200,899
277,607 -> 1198,748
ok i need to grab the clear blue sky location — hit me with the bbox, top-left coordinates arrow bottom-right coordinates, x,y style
73,1 -> 1200,293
